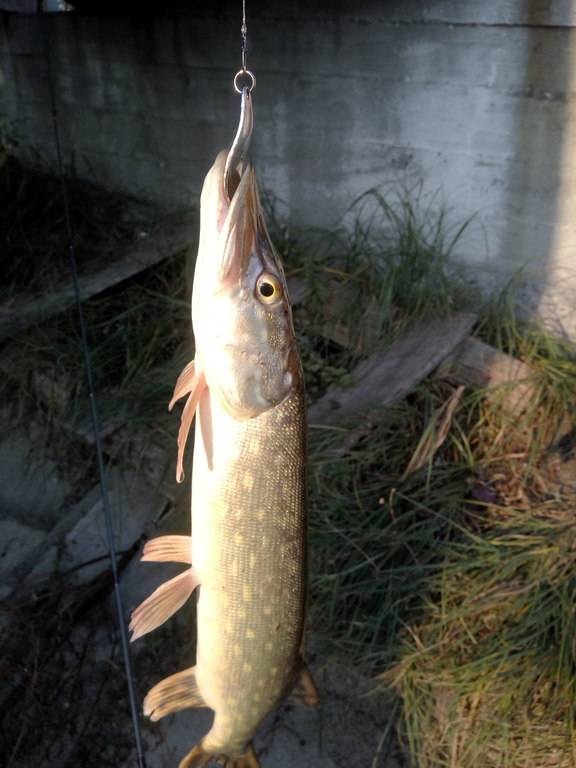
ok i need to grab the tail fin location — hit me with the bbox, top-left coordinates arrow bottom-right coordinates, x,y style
179,741 -> 260,768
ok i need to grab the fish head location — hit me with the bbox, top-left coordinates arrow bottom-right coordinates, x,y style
192,151 -> 301,420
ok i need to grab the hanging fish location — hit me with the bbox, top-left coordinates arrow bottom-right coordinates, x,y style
129,89 -> 317,768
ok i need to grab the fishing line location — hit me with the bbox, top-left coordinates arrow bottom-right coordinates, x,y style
234,0 -> 256,93
241,0 -> 247,71
38,11 -> 147,768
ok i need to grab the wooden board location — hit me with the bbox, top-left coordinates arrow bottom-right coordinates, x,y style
438,336 -> 536,411
308,312 -> 478,426
0,213 -> 197,340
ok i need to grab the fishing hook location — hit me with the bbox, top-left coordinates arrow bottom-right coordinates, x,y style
224,84 -> 254,201
224,0 -> 256,200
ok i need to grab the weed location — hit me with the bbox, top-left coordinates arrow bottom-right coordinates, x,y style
0,156 -> 154,301
4,168 -> 576,768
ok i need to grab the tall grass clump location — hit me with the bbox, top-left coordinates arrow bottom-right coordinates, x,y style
479,288 -> 576,454
341,186 -> 472,331
387,499 -> 576,768
306,285 -> 576,767
267,185 -> 474,402
269,188 -> 576,768
307,384 -> 473,666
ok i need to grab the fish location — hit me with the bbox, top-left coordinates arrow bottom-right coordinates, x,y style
129,130 -> 317,767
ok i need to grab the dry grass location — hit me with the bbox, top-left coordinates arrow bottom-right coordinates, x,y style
2,158 -> 576,768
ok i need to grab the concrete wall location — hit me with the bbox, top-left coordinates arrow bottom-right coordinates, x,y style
1,1 -> 575,336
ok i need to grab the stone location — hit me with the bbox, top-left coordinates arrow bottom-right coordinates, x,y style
25,468 -> 167,593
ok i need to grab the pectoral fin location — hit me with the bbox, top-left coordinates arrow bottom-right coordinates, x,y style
129,568 -> 199,641
141,535 -> 192,564
169,359 -> 198,411
168,359 -> 206,483
144,666 -> 205,721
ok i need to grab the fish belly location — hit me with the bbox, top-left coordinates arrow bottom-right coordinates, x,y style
191,386 -> 306,755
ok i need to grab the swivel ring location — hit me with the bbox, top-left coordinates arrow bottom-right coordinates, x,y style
234,68 -> 256,94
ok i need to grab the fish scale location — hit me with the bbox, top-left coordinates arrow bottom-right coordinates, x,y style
194,391 -> 306,756
188,386 -> 307,762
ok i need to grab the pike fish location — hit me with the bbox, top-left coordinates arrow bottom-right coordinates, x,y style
130,101 -> 316,768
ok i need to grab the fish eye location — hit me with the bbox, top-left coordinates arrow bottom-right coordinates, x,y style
256,273 -> 283,305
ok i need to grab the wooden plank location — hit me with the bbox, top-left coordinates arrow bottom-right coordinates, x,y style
0,213 -> 197,340
308,312 -> 478,426
438,336 -> 536,411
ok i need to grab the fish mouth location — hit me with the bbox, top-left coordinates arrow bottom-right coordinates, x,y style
217,154 -> 278,287
211,85 -> 263,286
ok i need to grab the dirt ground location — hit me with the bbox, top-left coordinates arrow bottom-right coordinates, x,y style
0,410 -> 406,768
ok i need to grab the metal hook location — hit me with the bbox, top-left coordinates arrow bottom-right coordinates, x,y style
233,68 -> 256,94
224,84 -> 254,201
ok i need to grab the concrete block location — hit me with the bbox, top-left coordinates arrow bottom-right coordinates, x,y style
27,468 -> 166,590
1,3 -> 575,337
0,421 -> 72,531
0,517 -> 45,599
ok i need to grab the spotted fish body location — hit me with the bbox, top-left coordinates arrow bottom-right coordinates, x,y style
193,386 -> 306,756
130,146 -> 315,768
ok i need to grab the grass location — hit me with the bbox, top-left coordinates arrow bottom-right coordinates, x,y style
307,384 -> 472,666
3,158 -> 576,768
267,186 -> 474,401
305,291 -> 576,767
0,155 -> 153,302
0,155 -> 193,442
479,290 -> 576,456
386,501 -> 576,768
268,190 -> 576,767
1,253 -> 192,453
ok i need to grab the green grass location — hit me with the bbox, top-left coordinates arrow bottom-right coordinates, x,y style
0,155 -> 153,301
3,163 -> 576,768
304,283 -> 576,768
478,290 -> 576,455
307,386 -> 472,665
277,186 -> 472,335
269,187 -> 576,767
386,502 -> 576,768
267,186 -> 475,402
1,253 -> 192,438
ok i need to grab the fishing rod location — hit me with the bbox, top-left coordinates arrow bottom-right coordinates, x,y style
37,0 -> 254,764
38,8 -> 147,767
